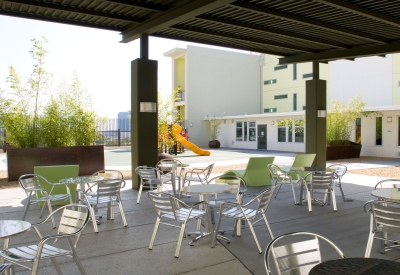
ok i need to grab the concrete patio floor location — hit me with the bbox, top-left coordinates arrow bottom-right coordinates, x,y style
1,149 -> 400,274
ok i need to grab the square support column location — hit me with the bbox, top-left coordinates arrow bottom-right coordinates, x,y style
131,58 -> 158,190
305,79 -> 327,168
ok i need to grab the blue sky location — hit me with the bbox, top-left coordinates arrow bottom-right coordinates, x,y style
0,15 -> 212,117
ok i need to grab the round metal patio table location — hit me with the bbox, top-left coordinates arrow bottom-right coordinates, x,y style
308,257 -> 400,275
371,188 -> 400,202
0,220 -> 31,264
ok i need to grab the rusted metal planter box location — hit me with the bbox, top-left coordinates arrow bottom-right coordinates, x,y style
326,142 -> 362,161
6,145 -> 105,181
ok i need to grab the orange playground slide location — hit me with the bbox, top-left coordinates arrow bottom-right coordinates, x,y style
172,124 -> 210,156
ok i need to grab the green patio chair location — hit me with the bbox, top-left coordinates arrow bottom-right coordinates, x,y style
289,154 -> 316,180
220,157 -> 275,187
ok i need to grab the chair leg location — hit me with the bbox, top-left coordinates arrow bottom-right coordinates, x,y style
331,188 -> 337,211
290,183 -> 297,205
307,190 -> 312,212
45,199 -> 56,228
262,213 -> 274,239
68,238 -> 88,275
175,222 -> 187,258
117,200 -> 128,227
149,217 -> 161,250
210,207 -> 215,224
211,211 -> 224,248
274,183 -> 282,198
365,231 -> 375,258
338,178 -> 346,202
50,257 -> 63,275
89,205 -> 99,233
22,193 -> 32,221
137,184 -> 143,204
247,220 -> 262,254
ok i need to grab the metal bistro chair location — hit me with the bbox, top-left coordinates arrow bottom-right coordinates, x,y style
327,164 -> 348,202
0,204 -> 90,275
182,163 -> 215,187
268,164 -> 297,204
264,231 -> 345,275
156,159 -> 185,194
135,166 -> 166,204
304,171 -> 337,212
19,174 -> 73,228
364,200 -> 400,257
212,187 -> 275,254
207,176 -> 247,224
0,264 -> 15,275
147,191 -> 212,258
79,178 -> 127,233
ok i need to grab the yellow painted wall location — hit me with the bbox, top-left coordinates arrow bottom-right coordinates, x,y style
262,55 -> 330,113
174,58 -> 185,90
392,54 -> 400,105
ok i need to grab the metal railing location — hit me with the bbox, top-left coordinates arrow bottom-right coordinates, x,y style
96,130 -> 131,146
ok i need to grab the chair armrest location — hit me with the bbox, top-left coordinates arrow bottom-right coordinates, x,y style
192,201 -> 208,208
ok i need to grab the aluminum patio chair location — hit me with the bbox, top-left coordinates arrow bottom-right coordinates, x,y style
211,187 -> 275,253
135,166 -> 165,204
364,200 -> 400,257
156,159 -> 185,194
147,191 -> 212,258
0,264 -> 15,275
326,164 -> 348,202
304,171 -> 337,212
79,178 -> 127,233
264,231 -> 345,275
268,164 -> 296,204
19,174 -> 73,228
0,204 -> 90,275
375,179 -> 400,189
182,163 -> 215,187
207,176 -> 247,224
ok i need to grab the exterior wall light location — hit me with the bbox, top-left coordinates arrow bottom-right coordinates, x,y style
190,123 -> 193,127
271,120 -> 275,125
317,110 -> 327,118
140,102 -> 156,112
387,116 -> 392,123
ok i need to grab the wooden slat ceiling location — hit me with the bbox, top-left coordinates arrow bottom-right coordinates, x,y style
2,0 -> 400,64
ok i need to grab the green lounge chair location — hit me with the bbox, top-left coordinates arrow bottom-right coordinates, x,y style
220,157 -> 275,187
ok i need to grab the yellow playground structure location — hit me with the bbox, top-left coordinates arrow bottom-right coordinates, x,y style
172,124 -> 210,156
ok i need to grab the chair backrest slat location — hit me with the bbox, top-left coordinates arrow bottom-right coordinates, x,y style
148,192 -> 174,216
257,188 -> 274,213
372,202 -> 400,234
58,208 -> 88,235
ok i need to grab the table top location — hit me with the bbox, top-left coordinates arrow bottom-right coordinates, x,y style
0,220 -> 31,239
158,163 -> 189,168
181,184 -> 231,194
371,188 -> 400,202
290,167 -> 336,172
309,257 -> 400,275
59,176 -> 103,184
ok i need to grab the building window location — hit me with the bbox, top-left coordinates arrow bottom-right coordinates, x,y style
288,123 -> 293,142
236,122 -> 243,141
274,94 -> 288,100
249,122 -> 256,141
278,123 -> 286,142
356,118 -> 361,144
293,64 -> 297,80
264,108 -> 277,113
274,65 -> 287,71
376,117 -> 382,145
295,119 -> 304,143
236,121 -> 255,142
303,73 -> 313,79
293,93 -> 297,111
303,106 -> 306,110
264,79 -> 277,85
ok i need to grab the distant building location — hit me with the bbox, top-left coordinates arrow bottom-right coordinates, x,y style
118,111 -> 131,131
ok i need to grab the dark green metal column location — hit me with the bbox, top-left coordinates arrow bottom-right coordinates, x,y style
305,62 -> 327,168
131,33 -> 158,190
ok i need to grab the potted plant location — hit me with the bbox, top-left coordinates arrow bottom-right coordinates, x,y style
206,115 -> 223,148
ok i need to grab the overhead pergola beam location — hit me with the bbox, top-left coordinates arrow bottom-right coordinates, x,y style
230,2 -> 389,44
314,0 -> 400,28
279,43 -> 400,64
171,25 -> 315,53
0,10 -> 124,32
197,14 -> 349,49
151,33 -> 286,57
3,0 -> 143,23
105,0 -> 169,12
121,0 -> 235,43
